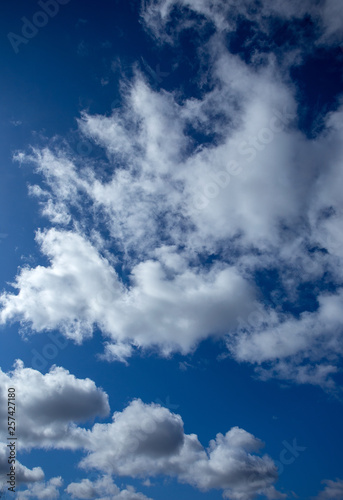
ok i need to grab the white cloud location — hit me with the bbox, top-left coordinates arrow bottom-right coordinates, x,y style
66,475 -> 152,500
141,0 -> 343,46
227,288 -> 343,388
16,477 -> 63,499
314,478 -> 343,500
100,342 -> 135,365
318,0 -> 343,44
77,399 -> 281,500
0,227 -> 256,357
0,363 -> 282,499
0,228 -> 124,344
78,398 -> 185,474
0,361 -> 109,449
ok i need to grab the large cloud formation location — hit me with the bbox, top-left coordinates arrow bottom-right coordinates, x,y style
0,227 -> 255,356
1,0 -> 343,389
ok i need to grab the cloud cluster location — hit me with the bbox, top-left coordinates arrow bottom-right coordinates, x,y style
15,474 -> 153,500
71,399 -> 281,499
16,477 -> 63,500
1,0 -> 343,388
0,363 -> 281,499
66,475 -> 152,500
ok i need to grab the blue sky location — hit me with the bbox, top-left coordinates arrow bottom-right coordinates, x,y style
1,1 -> 343,499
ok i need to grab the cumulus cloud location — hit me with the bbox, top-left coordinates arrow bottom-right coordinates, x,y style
78,398 -> 185,474
0,361 -> 109,449
66,475 -> 152,500
0,227 -> 256,357
0,363 -> 282,499
77,399 -> 281,499
16,477 -> 63,499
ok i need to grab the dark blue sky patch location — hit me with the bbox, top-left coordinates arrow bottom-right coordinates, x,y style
291,47 -> 343,137
227,18 -> 267,64
227,15 -> 318,66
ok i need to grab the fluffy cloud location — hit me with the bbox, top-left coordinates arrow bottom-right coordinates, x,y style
0,361 -> 109,449
314,479 -> 343,499
227,289 -> 343,388
78,399 -> 185,474
66,475 -> 152,500
0,227 -> 255,358
76,399 -> 281,500
16,477 -> 63,499
0,362 -> 282,499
